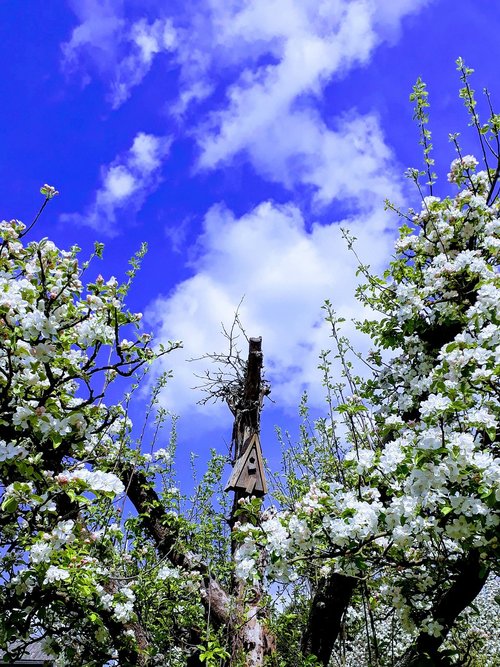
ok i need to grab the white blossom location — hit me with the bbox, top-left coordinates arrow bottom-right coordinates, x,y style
43,566 -> 70,584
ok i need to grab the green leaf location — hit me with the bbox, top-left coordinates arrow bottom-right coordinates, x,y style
486,426 -> 496,443
1,497 -> 19,513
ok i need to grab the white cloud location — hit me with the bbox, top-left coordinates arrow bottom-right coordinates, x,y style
60,132 -> 171,235
372,0 -> 432,41
190,0 -> 431,205
204,107 -> 401,209
109,18 -> 176,108
105,166 -> 136,200
147,198 -> 397,424
61,0 -> 432,202
62,1 -> 176,108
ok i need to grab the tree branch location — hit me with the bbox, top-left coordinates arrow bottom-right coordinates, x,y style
396,549 -> 488,667
122,465 -> 231,628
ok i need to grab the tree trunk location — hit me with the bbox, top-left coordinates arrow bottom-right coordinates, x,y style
230,578 -> 275,667
124,338 -> 275,666
301,573 -> 357,665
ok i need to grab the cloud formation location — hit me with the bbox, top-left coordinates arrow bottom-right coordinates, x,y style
62,1 -> 176,108
147,199 -> 398,423
60,132 -> 171,234
189,0 -> 430,205
59,0 -> 432,423
62,0 -> 431,203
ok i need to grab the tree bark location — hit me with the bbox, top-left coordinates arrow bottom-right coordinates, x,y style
230,578 -> 275,667
229,337 -> 266,535
301,573 -> 357,665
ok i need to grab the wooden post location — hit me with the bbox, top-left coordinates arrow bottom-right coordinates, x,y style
225,337 -> 273,667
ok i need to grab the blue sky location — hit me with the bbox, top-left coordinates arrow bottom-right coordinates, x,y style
2,0 -> 500,471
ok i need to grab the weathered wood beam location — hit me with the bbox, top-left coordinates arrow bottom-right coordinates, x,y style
227,337 -> 275,667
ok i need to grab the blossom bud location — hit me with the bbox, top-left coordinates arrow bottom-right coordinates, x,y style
55,474 -> 69,485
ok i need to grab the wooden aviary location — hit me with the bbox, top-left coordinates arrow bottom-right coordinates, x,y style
225,433 -> 267,496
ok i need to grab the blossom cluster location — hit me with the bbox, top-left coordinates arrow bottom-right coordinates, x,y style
0,215 -> 177,664
55,467 -> 125,495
